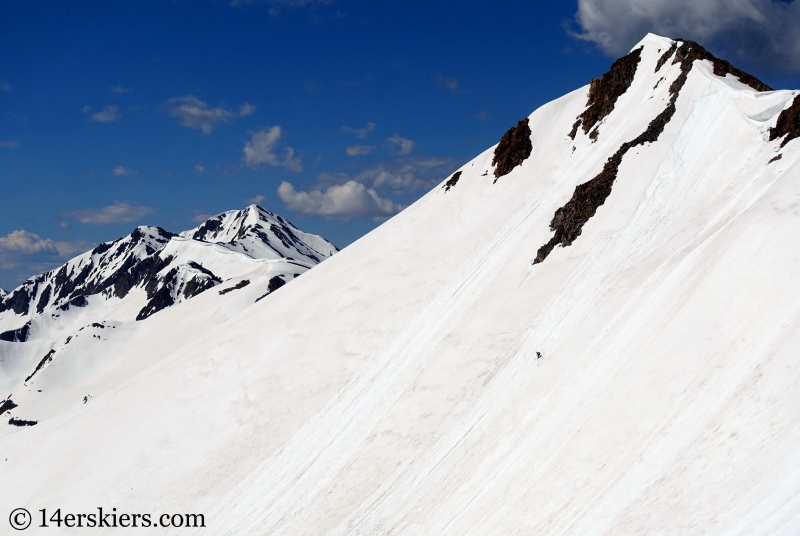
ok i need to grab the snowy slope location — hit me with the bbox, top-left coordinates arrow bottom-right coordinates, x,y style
3,34 -> 800,534
0,205 -> 335,435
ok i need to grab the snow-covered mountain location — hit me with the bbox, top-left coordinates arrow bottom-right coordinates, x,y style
3,34 -> 800,534
0,204 -> 336,433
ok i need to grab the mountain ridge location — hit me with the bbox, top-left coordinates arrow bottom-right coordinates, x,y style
2,34 -> 800,534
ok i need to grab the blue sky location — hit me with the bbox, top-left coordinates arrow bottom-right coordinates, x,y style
2,0 -> 799,290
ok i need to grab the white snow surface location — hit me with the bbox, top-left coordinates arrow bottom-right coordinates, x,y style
3,34 -> 800,534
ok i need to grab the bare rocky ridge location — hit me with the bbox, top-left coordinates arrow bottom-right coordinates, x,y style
492,118 -> 532,180
770,94 -> 800,148
535,39 -> 772,265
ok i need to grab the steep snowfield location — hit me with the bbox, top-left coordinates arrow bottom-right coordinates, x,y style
3,34 -> 800,534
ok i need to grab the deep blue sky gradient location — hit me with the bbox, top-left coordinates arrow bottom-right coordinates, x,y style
1,1 -> 797,289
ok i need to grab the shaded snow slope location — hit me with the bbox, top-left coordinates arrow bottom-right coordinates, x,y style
3,34 -> 800,534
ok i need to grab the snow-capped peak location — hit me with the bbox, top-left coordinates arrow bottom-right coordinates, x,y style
181,204 -> 337,265
0,206 -> 336,338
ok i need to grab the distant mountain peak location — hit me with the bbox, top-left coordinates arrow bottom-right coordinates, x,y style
181,204 -> 337,265
0,205 -> 336,338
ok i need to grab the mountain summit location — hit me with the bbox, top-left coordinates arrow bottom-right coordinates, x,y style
3,35 -> 800,533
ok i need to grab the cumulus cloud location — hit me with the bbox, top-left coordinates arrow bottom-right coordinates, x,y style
165,96 -> 255,135
386,135 -> 416,155
346,145 -> 374,156
572,0 -> 800,70
109,86 -> 134,94
342,122 -> 376,139
0,230 -> 59,256
312,156 -> 457,195
68,201 -> 155,226
89,105 -> 122,123
0,79 -> 10,92
356,157 -> 456,193
277,180 -> 405,219
112,165 -> 136,177
0,231 -> 93,275
243,126 -> 302,171
0,140 -> 20,148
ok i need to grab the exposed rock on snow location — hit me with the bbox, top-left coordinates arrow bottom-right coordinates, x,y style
770,94 -> 800,147
572,46 -> 643,139
443,171 -> 462,192
535,38 -> 773,265
218,280 -> 250,295
492,118 -> 532,179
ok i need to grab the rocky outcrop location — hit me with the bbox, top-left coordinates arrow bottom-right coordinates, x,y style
136,262 -> 221,321
536,40 -> 768,264
255,275 -> 287,303
443,171 -> 462,192
219,280 -> 250,295
770,95 -> 800,148
25,349 -> 56,383
0,322 -> 31,343
492,118 -> 532,179
571,47 -> 643,138
668,39 -> 772,93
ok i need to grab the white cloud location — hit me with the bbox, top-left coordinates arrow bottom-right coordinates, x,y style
245,194 -> 267,205
68,201 -> 155,226
346,145 -> 374,156
312,156 -> 457,195
0,140 -> 20,149
165,96 -> 253,135
191,212 -> 213,223
109,86 -> 134,94
0,79 -> 10,92
572,0 -> 800,69
239,102 -> 256,117
356,157 -> 455,193
243,126 -> 302,171
112,165 -> 136,177
194,164 -> 205,172
90,105 -> 122,123
277,180 -> 405,219
0,231 -> 93,274
438,75 -> 459,92
386,135 -> 415,155
0,230 -> 59,255
342,122 -> 376,139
